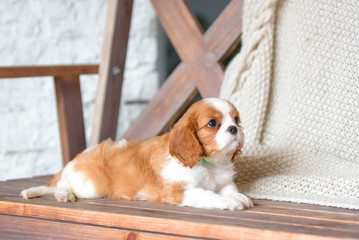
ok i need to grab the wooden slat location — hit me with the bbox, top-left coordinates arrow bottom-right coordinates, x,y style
2,188 -> 359,234
151,0 -> 223,98
2,181 -> 359,222
123,0 -> 243,141
254,199 -> 359,214
1,177 -> 359,219
79,199 -> 359,233
82,199 -> 359,223
1,176 -> 359,240
54,75 -> 87,165
204,0 -> 243,62
123,64 -> 198,140
0,214 -> 193,240
1,195 -> 358,240
0,176 -> 359,240
53,199 -> 359,232
90,0 -> 133,146
0,65 -> 98,78
0,179 -> 49,188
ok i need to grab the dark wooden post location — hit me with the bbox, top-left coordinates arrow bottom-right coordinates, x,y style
90,0 -> 133,146
54,75 -> 86,165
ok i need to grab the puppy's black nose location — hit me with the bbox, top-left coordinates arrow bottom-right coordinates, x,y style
228,126 -> 238,135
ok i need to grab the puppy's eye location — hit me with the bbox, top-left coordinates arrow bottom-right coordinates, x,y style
207,120 -> 217,128
235,116 -> 239,125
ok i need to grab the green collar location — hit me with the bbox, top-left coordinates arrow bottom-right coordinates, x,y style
200,158 -> 213,164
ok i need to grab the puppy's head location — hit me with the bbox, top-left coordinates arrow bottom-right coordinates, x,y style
169,98 -> 244,168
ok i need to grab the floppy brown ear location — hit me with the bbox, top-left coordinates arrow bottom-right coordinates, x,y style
169,119 -> 204,168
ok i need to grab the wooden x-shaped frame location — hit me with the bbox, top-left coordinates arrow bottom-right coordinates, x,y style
91,0 -> 243,145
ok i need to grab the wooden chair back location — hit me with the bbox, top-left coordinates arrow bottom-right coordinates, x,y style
0,0 -> 243,166
91,0 -> 243,144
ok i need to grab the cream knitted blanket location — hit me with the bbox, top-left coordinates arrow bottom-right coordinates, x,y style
221,0 -> 359,209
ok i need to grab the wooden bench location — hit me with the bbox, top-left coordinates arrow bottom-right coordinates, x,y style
1,176 -> 359,240
1,0 -> 358,239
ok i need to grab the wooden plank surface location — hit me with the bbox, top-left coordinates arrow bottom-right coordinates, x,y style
54,75 -> 87,165
0,65 -> 98,78
90,0 -> 133,146
0,176 -> 358,240
0,214 -> 194,240
123,0 -> 243,141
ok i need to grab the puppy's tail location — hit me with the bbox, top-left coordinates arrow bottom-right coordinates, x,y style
20,170 -> 62,200
20,185 -> 55,200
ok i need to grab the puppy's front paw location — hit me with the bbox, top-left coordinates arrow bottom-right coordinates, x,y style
230,192 -> 253,209
212,195 -> 250,211
224,198 -> 245,211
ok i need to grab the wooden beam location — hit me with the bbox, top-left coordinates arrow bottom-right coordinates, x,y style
90,0 -> 133,146
123,64 -> 198,140
151,0 -> 223,98
0,65 -> 98,78
203,0 -> 243,62
54,75 -> 86,166
123,0 -> 243,141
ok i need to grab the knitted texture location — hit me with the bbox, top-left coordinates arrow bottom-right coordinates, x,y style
221,0 -> 359,209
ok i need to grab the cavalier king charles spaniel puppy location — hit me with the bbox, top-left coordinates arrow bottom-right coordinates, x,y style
21,98 -> 253,210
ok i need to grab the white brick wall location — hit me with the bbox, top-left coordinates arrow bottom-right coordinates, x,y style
0,0 -> 159,181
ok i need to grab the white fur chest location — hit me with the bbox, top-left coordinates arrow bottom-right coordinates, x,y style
161,156 -> 235,192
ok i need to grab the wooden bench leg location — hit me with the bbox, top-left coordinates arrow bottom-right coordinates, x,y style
54,75 -> 86,166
